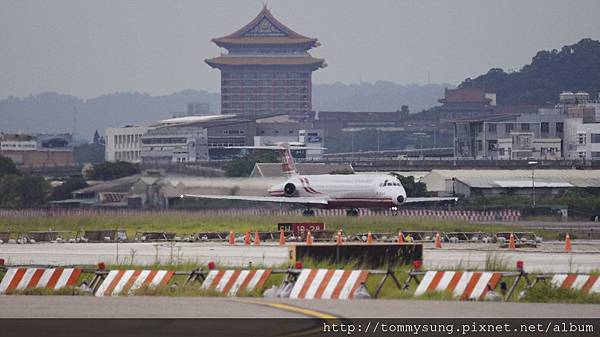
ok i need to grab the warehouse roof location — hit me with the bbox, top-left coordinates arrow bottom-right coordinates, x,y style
422,169 -> 600,190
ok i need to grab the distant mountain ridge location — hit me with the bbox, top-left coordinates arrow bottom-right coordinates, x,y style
313,81 -> 450,112
0,82 -> 450,138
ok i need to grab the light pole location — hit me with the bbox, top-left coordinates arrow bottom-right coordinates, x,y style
413,132 -> 427,159
528,161 -> 538,208
351,131 -> 354,162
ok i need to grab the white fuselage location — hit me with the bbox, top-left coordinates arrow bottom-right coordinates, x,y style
268,174 -> 407,209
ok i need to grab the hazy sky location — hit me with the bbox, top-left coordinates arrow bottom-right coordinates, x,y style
1,0 -> 599,98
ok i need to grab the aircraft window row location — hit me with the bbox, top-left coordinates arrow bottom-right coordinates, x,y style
381,181 -> 401,187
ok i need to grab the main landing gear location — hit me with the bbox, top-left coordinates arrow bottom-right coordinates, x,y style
302,209 -> 315,216
346,208 -> 360,217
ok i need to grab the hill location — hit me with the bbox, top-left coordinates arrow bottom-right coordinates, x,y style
313,81 -> 450,113
0,82 -> 449,139
460,38 -> 600,105
0,90 -> 220,140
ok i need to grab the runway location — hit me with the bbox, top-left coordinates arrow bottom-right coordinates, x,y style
2,241 -> 600,272
0,296 -> 599,318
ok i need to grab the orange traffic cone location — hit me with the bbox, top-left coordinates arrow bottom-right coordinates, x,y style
306,230 -> 313,246
508,233 -> 516,250
279,229 -> 285,246
336,230 -> 343,245
565,233 -> 572,252
228,231 -> 235,245
434,232 -> 442,249
398,231 -> 404,244
254,230 -> 261,246
244,231 -> 251,245
367,231 -> 373,244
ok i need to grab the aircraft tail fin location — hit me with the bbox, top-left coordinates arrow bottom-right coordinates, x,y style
281,143 -> 298,176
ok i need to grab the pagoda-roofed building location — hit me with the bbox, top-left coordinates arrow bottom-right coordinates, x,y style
206,5 -> 325,119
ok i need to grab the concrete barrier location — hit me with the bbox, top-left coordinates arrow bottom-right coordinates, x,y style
200,269 -> 272,296
0,267 -> 82,294
288,269 -> 369,299
94,270 -> 174,297
533,274 -> 600,294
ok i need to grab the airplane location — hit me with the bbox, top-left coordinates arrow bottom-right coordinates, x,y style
183,144 -> 457,216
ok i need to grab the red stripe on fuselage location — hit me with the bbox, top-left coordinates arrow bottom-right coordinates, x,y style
327,198 -> 395,208
303,177 -> 321,194
299,177 -> 316,194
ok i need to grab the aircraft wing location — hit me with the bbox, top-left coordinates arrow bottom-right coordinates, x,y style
404,197 -> 458,204
182,194 -> 330,206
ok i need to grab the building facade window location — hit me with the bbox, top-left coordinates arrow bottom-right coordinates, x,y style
521,123 -> 530,131
487,124 -> 496,133
541,122 -> 549,133
591,134 -> 600,143
505,123 -> 514,134
556,122 -> 564,133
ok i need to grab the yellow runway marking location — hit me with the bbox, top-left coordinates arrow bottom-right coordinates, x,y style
239,299 -> 340,337
239,299 -> 337,319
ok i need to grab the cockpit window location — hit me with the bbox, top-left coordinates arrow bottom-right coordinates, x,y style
381,180 -> 402,187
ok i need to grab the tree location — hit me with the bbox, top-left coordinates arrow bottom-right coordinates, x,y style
393,174 -> 429,197
74,143 -> 105,164
0,174 -> 50,207
87,161 -> 140,180
49,176 -> 89,201
460,38 -> 600,105
225,151 -> 279,177
93,130 -> 101,144
0,155 -> 19,177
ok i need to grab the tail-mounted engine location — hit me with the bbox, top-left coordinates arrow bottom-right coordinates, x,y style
284,183 -> 298,197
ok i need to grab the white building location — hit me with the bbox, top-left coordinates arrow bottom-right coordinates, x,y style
0,133 -> 37,151
497,132 -> 561,160
299,129 -> 324,160
105,126 -> 149,163
141,130 -> 208,164
563,99 -> 600,160
574,123 -> 600,160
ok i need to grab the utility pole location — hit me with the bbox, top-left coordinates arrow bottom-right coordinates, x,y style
528,161 -> 538,208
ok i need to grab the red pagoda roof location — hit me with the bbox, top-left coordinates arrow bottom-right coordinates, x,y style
205,56 -> 325,68
212,6 -> 318,47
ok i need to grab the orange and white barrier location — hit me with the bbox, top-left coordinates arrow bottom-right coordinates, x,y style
289,269 -> 369,299
201,269 -> 271,296
0,267 -> 82,294
95,269 -> 174,297
414,271 -> 502,300
550,274 -> 600,294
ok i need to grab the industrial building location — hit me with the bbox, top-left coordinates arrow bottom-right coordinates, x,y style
0,133 -> 73,166
421,169 -> 600,198
451,92 -> 600,161
562,92 -> 600,160
106,113 -> 324,164
105,125 -> 149,163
